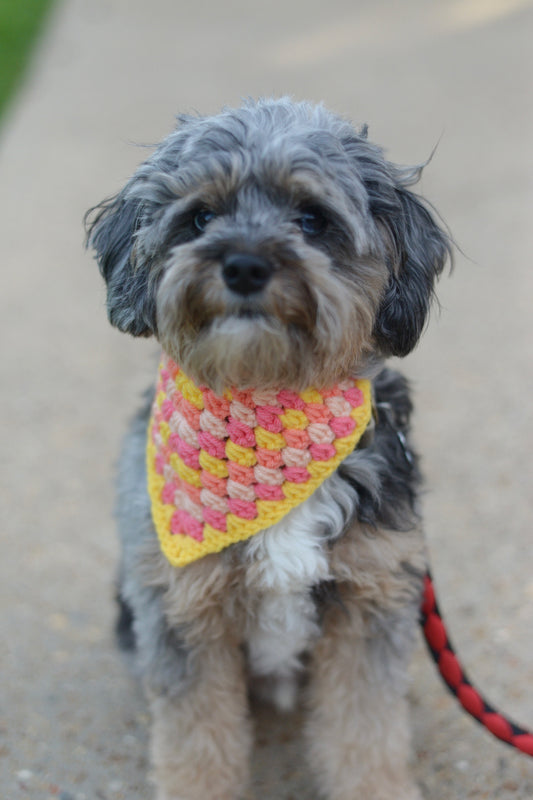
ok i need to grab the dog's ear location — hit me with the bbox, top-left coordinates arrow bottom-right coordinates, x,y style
369,171 -> 451,357
85,185 -> 157,337
85,119 -> 194,336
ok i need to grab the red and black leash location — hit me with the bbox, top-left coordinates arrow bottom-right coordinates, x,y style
420,570 -> 533,757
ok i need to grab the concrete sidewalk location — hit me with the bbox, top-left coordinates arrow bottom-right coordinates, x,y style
1,0 -> 532,797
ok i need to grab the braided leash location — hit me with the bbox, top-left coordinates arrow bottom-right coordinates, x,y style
420,571 -> 533,756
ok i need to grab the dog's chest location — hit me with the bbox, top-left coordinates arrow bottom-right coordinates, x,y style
240,499 -> 333,679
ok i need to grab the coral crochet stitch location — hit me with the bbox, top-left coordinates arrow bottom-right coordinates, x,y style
146,354 -> 373,567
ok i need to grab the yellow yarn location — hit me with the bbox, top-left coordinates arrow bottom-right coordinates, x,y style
146,356 -> 372,568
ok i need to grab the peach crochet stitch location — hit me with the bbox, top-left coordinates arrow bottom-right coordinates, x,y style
146,354 -> 372,567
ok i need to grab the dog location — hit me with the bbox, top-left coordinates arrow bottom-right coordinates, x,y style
86,98 -> 451,800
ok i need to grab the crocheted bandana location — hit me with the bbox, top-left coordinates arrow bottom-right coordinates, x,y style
146,353 -> 372,567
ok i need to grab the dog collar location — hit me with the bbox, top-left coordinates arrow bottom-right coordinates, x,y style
146,354 -> 372,567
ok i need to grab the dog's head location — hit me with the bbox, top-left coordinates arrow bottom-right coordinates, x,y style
86,98 -> 451,392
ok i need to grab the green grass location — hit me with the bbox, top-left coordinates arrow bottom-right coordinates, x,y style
0,0 -> 56,118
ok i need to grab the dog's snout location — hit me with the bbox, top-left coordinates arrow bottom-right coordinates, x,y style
222,252 -> 272,296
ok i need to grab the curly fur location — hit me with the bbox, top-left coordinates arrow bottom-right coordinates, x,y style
86,97 -> 451,800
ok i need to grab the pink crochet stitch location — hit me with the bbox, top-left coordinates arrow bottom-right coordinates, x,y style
146,353 -> 372,567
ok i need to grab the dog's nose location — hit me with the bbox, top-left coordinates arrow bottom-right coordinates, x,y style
222,252 -> 272,296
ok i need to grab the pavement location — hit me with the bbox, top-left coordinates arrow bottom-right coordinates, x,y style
1,0 -> 532,798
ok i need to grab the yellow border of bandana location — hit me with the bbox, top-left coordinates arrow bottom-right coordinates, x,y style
147,375 -> 372,568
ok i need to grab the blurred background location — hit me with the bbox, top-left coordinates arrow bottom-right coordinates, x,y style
0,1 -> 532,798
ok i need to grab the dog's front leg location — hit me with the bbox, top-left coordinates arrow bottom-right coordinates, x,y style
306,556 -> 423,800
148,640 -> 252,800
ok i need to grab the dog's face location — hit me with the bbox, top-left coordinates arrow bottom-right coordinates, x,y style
86,99 -> 450,392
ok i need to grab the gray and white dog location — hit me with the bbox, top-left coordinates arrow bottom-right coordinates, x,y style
86,98 -> 451,800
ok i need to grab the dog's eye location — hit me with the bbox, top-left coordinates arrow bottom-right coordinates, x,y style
193,209 -> 216,233
297,208 -> 328,237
